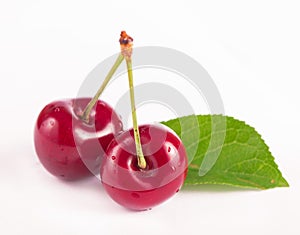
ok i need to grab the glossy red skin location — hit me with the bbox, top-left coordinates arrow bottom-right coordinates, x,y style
34,98 -> 123,180
100,124 -> 188,211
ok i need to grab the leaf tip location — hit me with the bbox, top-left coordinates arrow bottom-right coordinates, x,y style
277,176 -> 289,187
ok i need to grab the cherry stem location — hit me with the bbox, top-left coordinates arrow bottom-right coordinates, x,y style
80,54 -> 124,123
125,58 -> 146,169
119,31 -> 146,169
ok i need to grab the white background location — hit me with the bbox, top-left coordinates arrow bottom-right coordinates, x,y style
1,0 -> 300,234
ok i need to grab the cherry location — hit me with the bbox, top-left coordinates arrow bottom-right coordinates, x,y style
100,31 -> 188,210
34,50 -> 125,180
101,124 -> 188,210
34,98 -> 122,180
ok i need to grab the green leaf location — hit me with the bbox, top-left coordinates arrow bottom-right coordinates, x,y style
161,115 -> 289,189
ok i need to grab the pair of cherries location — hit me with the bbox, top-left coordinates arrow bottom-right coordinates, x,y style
34,32 -> 188,211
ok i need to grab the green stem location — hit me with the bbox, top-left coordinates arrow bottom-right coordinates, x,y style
126,58 -> 146,169
81,54 -> 124,123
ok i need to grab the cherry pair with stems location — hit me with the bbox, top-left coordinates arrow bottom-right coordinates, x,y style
34,31 -> 188,210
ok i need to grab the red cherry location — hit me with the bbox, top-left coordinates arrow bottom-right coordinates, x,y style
100,124 -> 188,211
34,98 -> 123,180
